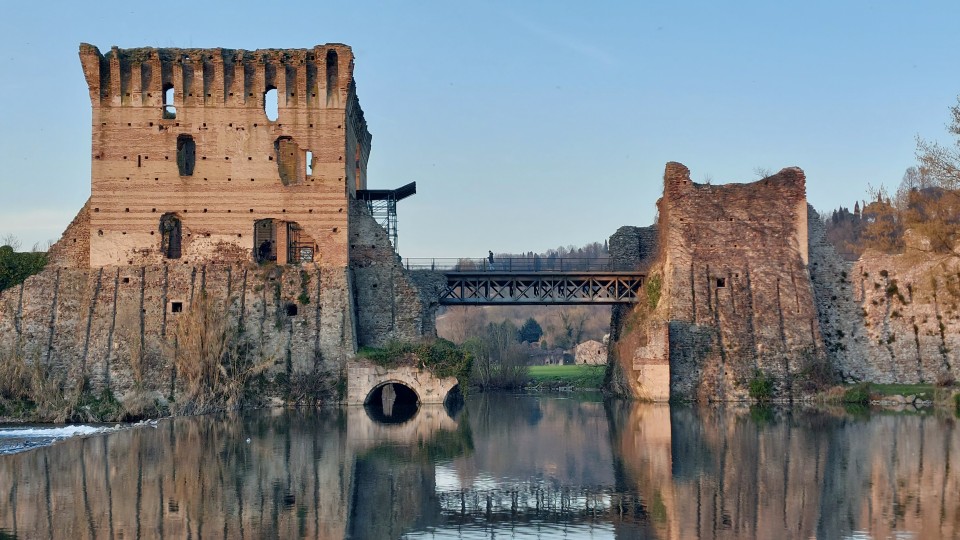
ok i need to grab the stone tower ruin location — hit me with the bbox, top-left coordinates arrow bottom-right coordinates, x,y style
77,43 -> 369,268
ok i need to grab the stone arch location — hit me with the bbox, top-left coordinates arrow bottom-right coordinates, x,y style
364,380 -> 420,423
364,379 -> 420,405
347,361 -> 460,406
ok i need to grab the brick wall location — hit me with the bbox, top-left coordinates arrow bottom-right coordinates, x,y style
79,44 -> 369,269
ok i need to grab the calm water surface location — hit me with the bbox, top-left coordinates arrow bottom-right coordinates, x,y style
0,394 -> 958,539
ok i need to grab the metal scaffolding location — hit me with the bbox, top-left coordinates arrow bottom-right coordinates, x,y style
356,182 -> 416,252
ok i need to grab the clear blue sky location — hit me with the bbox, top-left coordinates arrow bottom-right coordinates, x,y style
1,1 -> 958,257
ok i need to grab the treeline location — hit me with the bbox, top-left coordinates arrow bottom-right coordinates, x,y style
439,304 -> 607,350
491,240 -> 610,264
825,168 -> 960,260
824,97 -> 960,260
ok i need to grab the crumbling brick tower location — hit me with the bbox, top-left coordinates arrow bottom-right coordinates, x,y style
78,43 -> 370,268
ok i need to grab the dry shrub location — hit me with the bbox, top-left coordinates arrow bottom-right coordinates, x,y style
170,294 -> 272,413
283,370 -> 339,405
0,342 -> 77,421
0,344 -> 33,403
821,385 -> 848,403
936,370 -> 957,387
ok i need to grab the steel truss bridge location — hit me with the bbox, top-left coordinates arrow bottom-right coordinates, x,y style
404,257 -> 645,305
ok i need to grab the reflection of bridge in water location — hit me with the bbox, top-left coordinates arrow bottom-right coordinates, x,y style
405,257 -> 646,305
433,484 -> 652,527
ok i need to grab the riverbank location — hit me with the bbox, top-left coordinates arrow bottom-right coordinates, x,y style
526,365 -> 605,390
818,382 -> 960,413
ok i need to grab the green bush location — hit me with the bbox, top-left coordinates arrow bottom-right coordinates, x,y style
0,245 -> 47,292
358,339 -> 473,389
954,393 -> 960,417
843,382 -> 872,405
748,370 -> 775,402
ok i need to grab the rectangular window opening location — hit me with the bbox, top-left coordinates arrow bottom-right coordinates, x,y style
176,135 -> 196,176
716,277 -> 727,288
305,150 -> 313,177
170,301 -> 183,313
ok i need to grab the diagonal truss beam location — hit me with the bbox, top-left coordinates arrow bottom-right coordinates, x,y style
440,272 -> 645,305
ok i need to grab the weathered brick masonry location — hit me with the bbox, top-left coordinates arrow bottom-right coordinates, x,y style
78,43 -> 367,267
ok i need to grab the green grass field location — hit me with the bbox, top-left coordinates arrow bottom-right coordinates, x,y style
528,364 -> 605,389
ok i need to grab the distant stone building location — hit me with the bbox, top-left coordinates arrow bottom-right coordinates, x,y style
575,340 -> 607,365
527,345 -> 567,365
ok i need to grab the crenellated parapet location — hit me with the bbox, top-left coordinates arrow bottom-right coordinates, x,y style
78,43 -> 357,114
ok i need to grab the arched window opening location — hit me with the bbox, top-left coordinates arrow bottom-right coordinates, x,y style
364,382 -> 419,424
159,213 -> 182,259
176,134 -> 196,176
325,50 -> 339,107
264,86 -> 278,121
163,84 -> 176,119
254,219 -> 277,263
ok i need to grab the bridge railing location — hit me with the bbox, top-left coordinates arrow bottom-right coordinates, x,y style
402,257 -> 638,273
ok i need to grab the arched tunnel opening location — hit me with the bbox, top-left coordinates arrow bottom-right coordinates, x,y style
364,382 -> 419,424
443,384 -> 464,418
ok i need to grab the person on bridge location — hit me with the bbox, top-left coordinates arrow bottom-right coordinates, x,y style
488,250 -> 495,271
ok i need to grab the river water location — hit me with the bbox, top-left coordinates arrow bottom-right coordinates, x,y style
0,393 -> 957,539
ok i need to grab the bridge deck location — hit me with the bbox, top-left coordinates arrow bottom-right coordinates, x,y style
439,271 -> 645,305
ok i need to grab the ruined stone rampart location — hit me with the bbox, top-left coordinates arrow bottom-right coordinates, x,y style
350,200 -> 441,347
808,211 -> 960,383
0,262 -> 355,403
610,162 -> 824,401
0,42 -> 447,412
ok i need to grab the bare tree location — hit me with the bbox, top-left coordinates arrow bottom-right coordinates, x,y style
1,233 -> 21,251
917,96 -> 960,188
